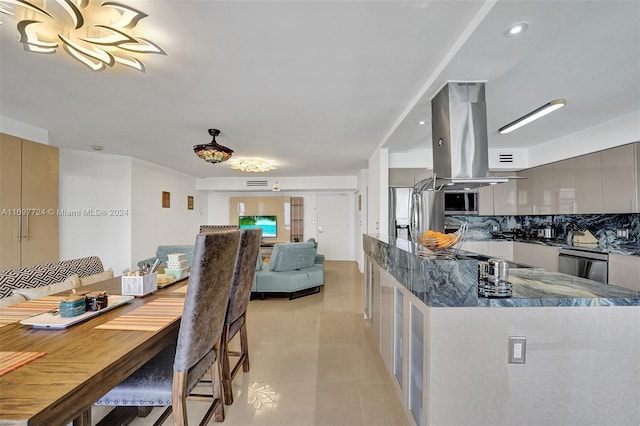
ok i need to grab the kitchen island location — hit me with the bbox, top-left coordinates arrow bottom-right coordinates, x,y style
363,234 -> 639,426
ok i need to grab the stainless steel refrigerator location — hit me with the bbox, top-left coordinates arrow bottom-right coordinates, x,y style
389,187 -> 412,239
408,177 -> 445,239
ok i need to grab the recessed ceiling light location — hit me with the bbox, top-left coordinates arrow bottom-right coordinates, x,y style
91,145 -> 103,151
418,120 -> 426,125
504,22 -> 528,37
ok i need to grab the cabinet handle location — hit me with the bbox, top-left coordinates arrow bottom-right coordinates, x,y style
24,214 -> 29,240
17,215 -> 22,240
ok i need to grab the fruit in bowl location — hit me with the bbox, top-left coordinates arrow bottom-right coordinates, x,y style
418,230 -> 460,249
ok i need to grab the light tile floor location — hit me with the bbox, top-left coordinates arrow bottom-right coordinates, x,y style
93,261 -> 410,426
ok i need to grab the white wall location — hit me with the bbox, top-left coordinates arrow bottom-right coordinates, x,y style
367,148 -> 389,235
356,169 -> 369,272
59,150 -> 132,275
206,190 -> 357,261
428,306 -> 640,425
0,115 -> 49,144
197,175 -> 357,192
131,159 -> 208,270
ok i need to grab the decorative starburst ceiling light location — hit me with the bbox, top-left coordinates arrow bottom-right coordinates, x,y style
228,158 -> 277,173
0,0 -> 166,72
193,129 -> 234,164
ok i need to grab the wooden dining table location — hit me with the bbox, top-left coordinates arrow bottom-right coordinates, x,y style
0,276 -> 189,425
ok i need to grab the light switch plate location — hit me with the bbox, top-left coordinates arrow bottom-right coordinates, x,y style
508,336 -> 526,364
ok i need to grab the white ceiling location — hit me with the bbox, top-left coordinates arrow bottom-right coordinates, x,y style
1,1 -> 639,178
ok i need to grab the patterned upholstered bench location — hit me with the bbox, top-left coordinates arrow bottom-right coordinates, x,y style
0,256 -> 108,305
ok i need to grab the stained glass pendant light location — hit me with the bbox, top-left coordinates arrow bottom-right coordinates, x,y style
193,129 -> 234,164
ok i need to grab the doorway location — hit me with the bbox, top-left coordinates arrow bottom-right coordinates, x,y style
316,194 -> 350,260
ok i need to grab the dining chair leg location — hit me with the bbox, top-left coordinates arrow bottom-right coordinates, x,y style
172,371 -> 188,426
72,408 -> 90,426
239,316 -> 250,373
220,325 -> 234,405
213,354 -> 225,422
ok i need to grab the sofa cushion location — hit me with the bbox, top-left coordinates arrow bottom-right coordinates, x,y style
80,268 -> 114,286
12,275 -> 81,300
268,242 -> 316,272
0,293 -> 27,307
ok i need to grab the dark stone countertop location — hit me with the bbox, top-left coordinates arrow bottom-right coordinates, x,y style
364,234 -> 640,308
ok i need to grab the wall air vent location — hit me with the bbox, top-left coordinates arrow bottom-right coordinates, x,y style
246,180 -> 269,188
498,153 -> 514,164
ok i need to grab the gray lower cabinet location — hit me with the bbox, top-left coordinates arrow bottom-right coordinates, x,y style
608,253 -> 640,291
513,242 -> 559,271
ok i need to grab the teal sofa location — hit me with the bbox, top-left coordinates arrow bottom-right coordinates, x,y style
137,245 -> 195,270
252,240 -> 324,299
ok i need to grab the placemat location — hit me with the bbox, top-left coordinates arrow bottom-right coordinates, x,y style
0,351 -> 47,377
95,297 -> 184,332
0,297 -> 62,326
171,285 -> 188,295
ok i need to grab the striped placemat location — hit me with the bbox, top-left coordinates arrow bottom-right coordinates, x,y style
171,285 -> 188,295
95,297 -> 184,332
0,297 -> 62,327
0,352 -> 47,377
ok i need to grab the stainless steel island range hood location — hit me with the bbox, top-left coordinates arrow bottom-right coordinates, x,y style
429,82 -> 509,190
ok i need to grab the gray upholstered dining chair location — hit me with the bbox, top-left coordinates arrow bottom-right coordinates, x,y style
95,230 -> 240,425
220,228 -> 262,405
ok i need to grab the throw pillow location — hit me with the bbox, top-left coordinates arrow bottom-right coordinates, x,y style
80,268 -> 114,286
12,274 -> 81,300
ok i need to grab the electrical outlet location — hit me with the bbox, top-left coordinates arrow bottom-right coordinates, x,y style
508,336 -> 526,364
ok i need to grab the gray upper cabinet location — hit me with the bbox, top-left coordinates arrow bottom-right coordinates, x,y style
511,143 -> 639,215
553,157 -> 576,214
601,144 -> 637,213
574,152 -> 603,214
477,184 -> 494,215
516,169 -> 534,215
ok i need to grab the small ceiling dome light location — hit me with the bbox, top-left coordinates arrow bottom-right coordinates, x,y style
499,99 -> 566,134
193,129 -> 234,164
504,22 -> 528,37
91,145 -> 103,151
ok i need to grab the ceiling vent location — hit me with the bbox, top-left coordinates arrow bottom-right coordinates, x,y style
245,180 -> 268,188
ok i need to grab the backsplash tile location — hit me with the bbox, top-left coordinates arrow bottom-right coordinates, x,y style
446,214 -> 640,248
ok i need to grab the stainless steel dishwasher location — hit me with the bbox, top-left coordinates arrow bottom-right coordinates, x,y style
558,248 -> 608,283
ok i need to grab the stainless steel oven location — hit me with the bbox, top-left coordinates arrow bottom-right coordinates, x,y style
558,248 -> 608,283
444,191 -> 478,215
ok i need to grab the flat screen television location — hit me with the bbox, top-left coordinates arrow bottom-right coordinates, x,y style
239,215 -> 277,238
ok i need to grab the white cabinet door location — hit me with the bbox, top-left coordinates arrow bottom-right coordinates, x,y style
608,253 -> 640,291
601,144 -> 636,213
513,242 -> 560,271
